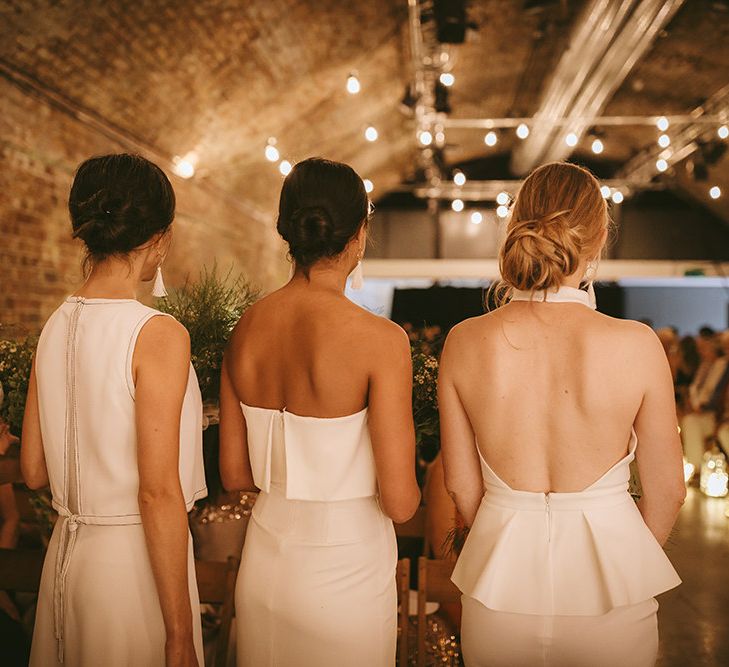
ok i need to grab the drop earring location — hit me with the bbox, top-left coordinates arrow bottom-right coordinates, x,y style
152,250 -> 168,298
584,260 -> 598,309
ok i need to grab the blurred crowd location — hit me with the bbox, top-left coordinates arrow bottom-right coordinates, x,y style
656,326 -> 729,470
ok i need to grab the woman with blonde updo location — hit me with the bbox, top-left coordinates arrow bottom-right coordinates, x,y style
439,162 -> 685,666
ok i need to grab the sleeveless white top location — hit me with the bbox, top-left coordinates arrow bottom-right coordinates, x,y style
240,403 -> 377,501
451,286 -> 681,616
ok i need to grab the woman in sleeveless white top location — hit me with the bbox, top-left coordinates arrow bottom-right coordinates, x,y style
219,157 -> 421,666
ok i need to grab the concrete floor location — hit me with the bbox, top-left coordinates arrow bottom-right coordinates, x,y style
657,487 -> 729,666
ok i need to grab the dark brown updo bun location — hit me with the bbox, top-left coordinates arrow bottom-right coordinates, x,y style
276,157 -> 370,269
69,153 -> 175,262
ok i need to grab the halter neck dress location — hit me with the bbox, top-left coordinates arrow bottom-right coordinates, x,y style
29,297 -> 207,666
235,403 -> 397,666
452,286 -> 681,667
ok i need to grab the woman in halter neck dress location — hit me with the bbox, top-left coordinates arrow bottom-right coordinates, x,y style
440,162 -> 685,667
21,154 -> 206,666
219,157 -> 421,667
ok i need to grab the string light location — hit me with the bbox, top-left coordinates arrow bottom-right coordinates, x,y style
496,191 -> 510,206
611,190 -> 624,204
591,138 -> 604,154
600,185 -> 611,198
279,160 -> 292,176
484,131 -> 498,146
710,186 -> 721,199
565,132 -> 578,147
172,152 -> 197,179
346,73 -> 361,94
363,179 -> 374,193
435,130 -> 446,144
496,205 -> 509,218
656,116 -> 670,132
516,123 -> 530,139
453,171 -> 466,186
718,125 -> 729,140
265,138 -> 279,162
419,130 -> 433,146
364,126 -> 379,142
451,199 -> 464,212
658,134 -> 671,148
439,72 -> 455,87
656,158 -> 668,172
470,211 -> 483,225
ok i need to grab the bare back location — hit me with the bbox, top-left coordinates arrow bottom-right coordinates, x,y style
445,301 -> 663,493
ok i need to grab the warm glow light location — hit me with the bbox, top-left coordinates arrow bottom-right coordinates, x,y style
346,74 -> 361,94
364,126 -> 379,142
453,171 -> 466,186
565,132 -> 578,147
656,158 -> 668,172
265,138 -> 279,162
611,190 -> 624,204
591,138 -> 604,154
363,179 -> 374,193
658,134 -> 671,148
705,471 -> 729,497
484,131 -> 498,147
439,72 -> 455,87
470,211 -> 483,225
710,186 -> 721,199
516,123 -> 530,139
435,130 -> 446,144
279,160 -> 292,176
419,130 -> 433,146
496,191 -> 510,206
496,205 -> 509,218
600,185 -> 611,199
451,199 -> 464,212
172,152 -> 197,179
719,125 -> 729,140
656,116 -> 669,132
683,459 -> 695,484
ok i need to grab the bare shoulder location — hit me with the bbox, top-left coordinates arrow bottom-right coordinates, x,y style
594,314 -> 665,363
355,307 -> 411,355
137,314 -> 190,352
442,313 -> 495,354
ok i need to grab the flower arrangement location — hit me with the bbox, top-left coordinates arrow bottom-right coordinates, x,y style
0,334 -> 37,436
412,349 -> 440,464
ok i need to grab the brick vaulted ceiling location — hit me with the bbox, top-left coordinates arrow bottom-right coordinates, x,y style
2,0 -> 729,222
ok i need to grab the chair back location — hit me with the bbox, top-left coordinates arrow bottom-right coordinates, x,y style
195,556 -> 239,667
416,557 -> 461,667
0,548 -> 44,592
396,558 -> 410,667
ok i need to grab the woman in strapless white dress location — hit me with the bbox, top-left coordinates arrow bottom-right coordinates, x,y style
439,162 -> 686,667
21,154 -> 206,667
219,157 -> 421,666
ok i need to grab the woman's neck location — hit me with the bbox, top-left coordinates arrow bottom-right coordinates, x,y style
289,262 -> 351,293
73,260 -> 141,299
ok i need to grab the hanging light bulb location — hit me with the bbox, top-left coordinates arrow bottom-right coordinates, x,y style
484,131 -> 498,146
496,205 -> 509,218
658,134 -> 671,148
470,211 -> 483,225
600,185 -> 611,199
718,125 -> 729,140
453,171 -> 466,186
611,190 -> 624,204
279,160 -> 292,176
363,179 -> 374,193
516,123 -> 530,139
451,199 -> 464,212
591,138 -> 604,154
565,132 -> 578,147
439,72 -> 455,87
172,152 -> 197,179
419,130 -> 433,146
364,126 -> 378,142
656,158 -> 668,172
496,191 -> 510,206
709,186 -> 721,199
656,116 -> 669,132
346,73 -> 361,94
265,138 -> 279,162
435,130 -> 446,144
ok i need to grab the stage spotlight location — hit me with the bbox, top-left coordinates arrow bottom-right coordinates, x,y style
265,138 -> 279,162
496,205 -> 509,218
656,116 -> 670,132
279,160 -> 292,176
496,191 -> 510,206
439,72 -> 455,87
364,126 -> 378,142
346,73 -> 361,95
611,190 -> 624,204
453,170 -> 466,186
565,132 -> 578,147
451,198 -> 464,212
516,123 -> 530,139
484,131 -> 498,146
710,186 -> 721,199
470,211 -> 483,225
591,138 -> 604,154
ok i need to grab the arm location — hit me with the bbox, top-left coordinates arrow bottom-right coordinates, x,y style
439,328 -> 483,527
219,351 -> 256,492
20,356 -> 49,490
633,328 -> 686,546
367,324 -> 421,523
134,316 -> 198,667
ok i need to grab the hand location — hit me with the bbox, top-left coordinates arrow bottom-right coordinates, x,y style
165,637 -> 199,667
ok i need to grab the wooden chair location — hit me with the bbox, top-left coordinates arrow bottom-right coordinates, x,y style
195,556 -> 239,667
0,547 -> 44,592
396,557 -> 410,667
416,557 -> 461,667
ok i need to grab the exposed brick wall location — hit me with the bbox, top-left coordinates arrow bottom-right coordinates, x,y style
0,77 -> 286,330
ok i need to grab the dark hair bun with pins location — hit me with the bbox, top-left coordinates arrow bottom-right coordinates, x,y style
276,157 -> 369,268
69,153 -> 175,261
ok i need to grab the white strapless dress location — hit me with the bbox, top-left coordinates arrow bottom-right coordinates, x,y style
452,286 -> 681,667
235,404 -> 397,667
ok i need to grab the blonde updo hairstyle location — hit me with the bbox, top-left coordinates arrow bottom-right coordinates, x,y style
495,162 -> 609,305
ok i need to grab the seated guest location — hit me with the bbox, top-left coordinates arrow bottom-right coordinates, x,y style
675,335 -> 700,414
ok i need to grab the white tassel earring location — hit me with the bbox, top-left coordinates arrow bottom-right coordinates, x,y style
152,266 -> 168,298
350,246 -> 364,291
